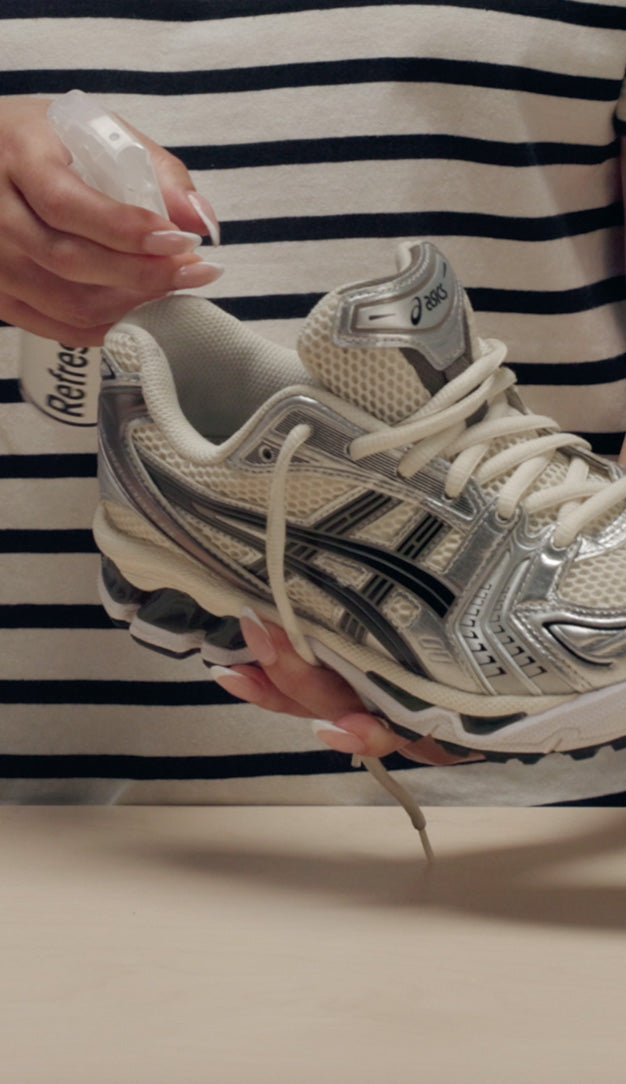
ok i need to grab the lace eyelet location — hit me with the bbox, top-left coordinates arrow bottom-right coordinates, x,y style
493,509 -> 514,528
550,531 -> 571,552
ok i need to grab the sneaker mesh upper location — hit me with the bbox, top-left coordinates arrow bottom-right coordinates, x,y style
132,423 -> 363,520
559,544 -> 626,608
298,290 -> 431,424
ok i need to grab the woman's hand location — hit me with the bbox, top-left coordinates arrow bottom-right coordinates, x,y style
0,96 -> 221,344
211,610 -> 484,766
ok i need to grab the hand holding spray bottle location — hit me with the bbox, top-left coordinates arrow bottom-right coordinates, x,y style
20,90 -> 174,427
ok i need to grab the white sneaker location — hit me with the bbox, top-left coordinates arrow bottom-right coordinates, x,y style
95,241 -> 626,764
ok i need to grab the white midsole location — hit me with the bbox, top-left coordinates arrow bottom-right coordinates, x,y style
312,640 -> 626,754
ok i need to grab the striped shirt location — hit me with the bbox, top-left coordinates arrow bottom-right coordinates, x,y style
2,0 -> 626,805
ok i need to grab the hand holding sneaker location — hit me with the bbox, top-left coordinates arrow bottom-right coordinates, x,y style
212,610 -> 483,766
0,95 -> 221,345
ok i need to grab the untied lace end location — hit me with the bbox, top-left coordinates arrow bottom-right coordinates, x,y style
354,754 -> 435,863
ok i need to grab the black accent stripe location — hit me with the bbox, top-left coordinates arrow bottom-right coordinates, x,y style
0,530 -> 95,553
0,211 -> 619,274
184,135 -> 620,171
579,432 -> 624,457
216,501 -> 457,618
315,491 -> 394,535
510,353 -> 626,388
223,205 -> 624,246
0,749 -> 367,780
218,294 -> 320,322
283,490 -> 397,644
4,747 -> 624,785
0,379 -> 22,404
469,277 -> 626,316
230,278 -> 626,321
0,680 -> 235,706
0,454 -> 97,478
150,463 -> 451,659
398,516 -> 444,561
284,551 -> 428,671
181,276 -> 626,327
547,791 -> 626,807
342,515 -> 444,631
0,605 -> 109,629
0,738 -> 622,782
4,58 -> 621,101
8,1 -> 626,31
167,482 -> 435,668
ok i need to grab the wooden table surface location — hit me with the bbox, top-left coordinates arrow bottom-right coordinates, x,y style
2,805 -> 625,1084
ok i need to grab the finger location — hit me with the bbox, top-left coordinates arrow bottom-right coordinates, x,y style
314,714 -> 485,763
173,190 -> 221,247
239,609 -> 365,721
398,735 -> 485,766
0,250 -> 221,333
0,176 -> 211,300
238,610 -> 484,765
11,204 -> 209,292
0,256 -> 156,331
0,292 -> 114,346
209,664 -> 319,719
32,236 -> 215,294
313,713 -> 406,757
13,148 -> 179,254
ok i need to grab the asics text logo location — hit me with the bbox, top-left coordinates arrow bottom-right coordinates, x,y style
410,297 -> 422,326
411,266 -> 449,326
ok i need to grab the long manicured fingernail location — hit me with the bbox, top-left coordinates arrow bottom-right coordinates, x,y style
173,261 -> 224,289
311,720 -> 367,755
239,607 -> 277,667
208,665 -> 262,700
143,229 -> 202,255
187,192 -> 221,246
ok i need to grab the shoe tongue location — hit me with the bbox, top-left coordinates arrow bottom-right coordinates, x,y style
298,241 -> 480,424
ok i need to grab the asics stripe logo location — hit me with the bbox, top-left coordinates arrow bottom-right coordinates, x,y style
146,462 -> 456,629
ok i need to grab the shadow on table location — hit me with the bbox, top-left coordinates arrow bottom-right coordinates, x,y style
111,808 -> 626,932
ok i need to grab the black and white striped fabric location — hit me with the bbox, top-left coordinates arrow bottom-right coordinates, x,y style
2,0 -> 626,804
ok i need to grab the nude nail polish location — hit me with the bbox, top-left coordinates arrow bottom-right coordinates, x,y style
239,607 -> 278,667
208,666 -> 261,700
311,720 -> 367,754
143,229 -> 202,255
187,192 -> 221,246
173,262 -> 224,289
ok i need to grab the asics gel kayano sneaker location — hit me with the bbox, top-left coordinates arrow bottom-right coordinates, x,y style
95,240 -> 626,762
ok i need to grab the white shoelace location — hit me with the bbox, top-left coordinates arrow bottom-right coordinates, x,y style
264,338 -> 626,858
266,421 -> 435,859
